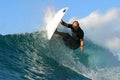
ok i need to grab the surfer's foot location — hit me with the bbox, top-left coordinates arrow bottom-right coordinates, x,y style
54,29 -> 58,34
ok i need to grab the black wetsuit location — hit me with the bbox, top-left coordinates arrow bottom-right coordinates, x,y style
55,21 -> 84,49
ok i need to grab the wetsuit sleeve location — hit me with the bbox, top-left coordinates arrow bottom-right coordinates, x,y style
78,29 -> 84,40
80,32 -> 84,40
61,20 -> 72,28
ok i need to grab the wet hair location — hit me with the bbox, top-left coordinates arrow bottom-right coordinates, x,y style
72,21 -> 79,26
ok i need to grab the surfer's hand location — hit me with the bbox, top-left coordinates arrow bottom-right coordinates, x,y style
80,47 -> 84,52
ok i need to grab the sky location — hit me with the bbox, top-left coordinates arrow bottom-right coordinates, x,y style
0,0 -> 120,35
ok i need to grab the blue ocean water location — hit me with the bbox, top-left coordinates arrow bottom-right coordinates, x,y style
0,30 -> 120,80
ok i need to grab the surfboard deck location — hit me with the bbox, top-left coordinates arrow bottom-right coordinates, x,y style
46,7 -> 68,40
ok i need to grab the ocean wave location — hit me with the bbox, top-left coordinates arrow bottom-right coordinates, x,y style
0,30 -> 119,80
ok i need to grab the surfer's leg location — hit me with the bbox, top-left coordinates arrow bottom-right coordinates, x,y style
55,29 -> 79,49
54,29 -> 70,38
65,38 -> 79,50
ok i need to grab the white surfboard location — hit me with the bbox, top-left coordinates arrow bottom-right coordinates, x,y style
46,7 -> 68,40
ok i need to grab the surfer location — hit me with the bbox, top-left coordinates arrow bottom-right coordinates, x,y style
55,20 -> 84,51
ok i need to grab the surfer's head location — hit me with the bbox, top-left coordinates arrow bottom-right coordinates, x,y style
72,21 -> 79,29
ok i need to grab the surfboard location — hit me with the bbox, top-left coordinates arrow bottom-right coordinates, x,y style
46,7 -> 68,40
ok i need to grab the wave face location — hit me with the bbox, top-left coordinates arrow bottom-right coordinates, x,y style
0,30 -> 120,80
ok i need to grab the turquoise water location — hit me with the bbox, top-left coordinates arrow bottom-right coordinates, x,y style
0,30 -> 120,80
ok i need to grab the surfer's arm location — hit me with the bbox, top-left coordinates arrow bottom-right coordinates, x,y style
80,39 -> 84,51
60,20 -> 71,28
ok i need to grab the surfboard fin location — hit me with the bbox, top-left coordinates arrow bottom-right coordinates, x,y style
63,9 -> 66,12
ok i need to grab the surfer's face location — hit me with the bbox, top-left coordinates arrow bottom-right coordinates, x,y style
72,21 -> 79,29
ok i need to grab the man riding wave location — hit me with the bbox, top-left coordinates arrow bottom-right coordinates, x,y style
55,20 -> 84,51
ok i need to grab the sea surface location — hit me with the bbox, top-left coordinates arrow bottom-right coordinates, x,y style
0,30 -> 120,80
